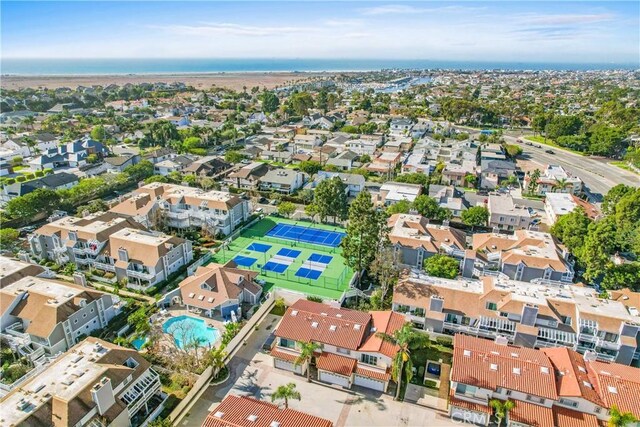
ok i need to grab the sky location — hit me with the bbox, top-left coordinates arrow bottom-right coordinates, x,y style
1,1 -> 639,64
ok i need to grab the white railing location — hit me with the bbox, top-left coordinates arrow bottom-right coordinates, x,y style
127,269 -> 155,280
93,262 -> 116,272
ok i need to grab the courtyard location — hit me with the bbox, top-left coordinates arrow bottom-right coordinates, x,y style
181,314 -> 459,427
210,216 -> 354,300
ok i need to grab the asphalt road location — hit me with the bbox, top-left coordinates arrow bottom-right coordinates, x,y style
505,135 -> 639,202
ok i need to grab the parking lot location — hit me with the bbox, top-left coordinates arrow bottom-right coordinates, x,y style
181,314 -> 459,427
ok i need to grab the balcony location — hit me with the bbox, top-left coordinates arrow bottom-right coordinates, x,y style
93,262 -> 116,272
444,322 -> 479,334
53,245 -> 68,254
166,211 -> 189,220
578,333 -> 597,343
127,269 -> 155,281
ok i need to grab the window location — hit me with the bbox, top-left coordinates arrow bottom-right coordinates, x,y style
496,388 -> 512,396
526,395 -> 545,404
594,407 -> 602,414
337,347 -> 350,355
486,302 -> 497,311
279,338 -> 295,349
361,354 -> 378,366
560,316 -> 572,326
558,398 -> 578,408
499,312 -> 509,318
455,384 -> 477,397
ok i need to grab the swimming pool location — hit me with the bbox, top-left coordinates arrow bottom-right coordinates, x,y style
162,315 -> 220,349
132,336 -> 147,350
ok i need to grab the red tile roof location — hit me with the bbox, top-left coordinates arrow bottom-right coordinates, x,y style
451,335 -> 558,400
355,366 -> 391,382
358,311 -> 404,358
270,348 -> 299,363
508,400 -> 553,427
202,395 -> 333,427
552,406 -> 599,427
587,360 -> 640,419
276,300 -> 372,350
542,347 -> 603,406
448,390 -> 491,414
316,352 -> 357,377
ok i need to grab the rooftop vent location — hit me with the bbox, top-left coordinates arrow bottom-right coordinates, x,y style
329,325 -> 337,331
490,363 -> 498,371
608,386 -> 618,394
270,422 -> 281,427
311,322 -> 318,328
291,310 -> 298,316
463,350 -> 471,357
214,411 -> 224,418
512,367 -> 521,375
354,324 -> 361,330
247,414 -> 258,422
321,312 -> 328,316
540,367 -> 549,374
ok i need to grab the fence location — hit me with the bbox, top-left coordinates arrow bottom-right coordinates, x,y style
258,234 -> 340,253
187,252 -> 212,276
168,293 -> 276,425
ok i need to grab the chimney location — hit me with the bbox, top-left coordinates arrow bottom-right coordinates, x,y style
91,377 -> 116,415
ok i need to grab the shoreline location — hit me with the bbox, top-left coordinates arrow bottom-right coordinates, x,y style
0,71 -> 330,90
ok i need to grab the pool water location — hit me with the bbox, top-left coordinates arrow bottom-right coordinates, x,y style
132,336 -> 147,350
162,315 -> 220,349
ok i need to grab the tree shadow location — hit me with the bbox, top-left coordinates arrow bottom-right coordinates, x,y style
337,391 -> 387,411
232,367 -> 272,400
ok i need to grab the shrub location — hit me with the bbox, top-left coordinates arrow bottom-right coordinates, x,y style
104,272 -> 115,279
35,170 -> 44,177
424,379 -> 439,389
16,176 -> 26,182
43,168 -> 54,175
25,173 -> 36,180
436,336 -> 454,348
5,178 -> 15,185
307,295 -> 323,303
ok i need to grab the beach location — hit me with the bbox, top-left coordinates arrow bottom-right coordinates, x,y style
0,72 -> 330,91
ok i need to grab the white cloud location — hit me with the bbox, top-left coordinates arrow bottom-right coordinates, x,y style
360,4 -> 484,16
516,13 -> 614,26
156,23 -> 310,37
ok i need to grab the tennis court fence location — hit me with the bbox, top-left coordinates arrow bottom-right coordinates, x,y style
258,234 -> 339,252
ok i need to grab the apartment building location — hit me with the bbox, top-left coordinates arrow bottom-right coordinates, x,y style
0,277 -> 120,356
111,182 -> 250,236
524,165 -> 583,196
29,211 -> 144,266
449,334 -> 640,426
0,338 -> 165,427
471,230 -> 574,283
393,273 -> 640,365
225,162 -> 270,189
442,161 -> 477,187
487,194 -> 533,230
258,168 -> 306,194
377,182 -> 423,206
176,263 -> 262,319
388,214 -> 467,268
271,300 -> 405,393
0,255 -> 47,288
307,171 -> 366,197
544,192 -> 600,225
202,395 -> 333,427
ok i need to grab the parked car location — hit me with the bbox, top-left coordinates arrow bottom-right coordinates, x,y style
262,331 -> 277,351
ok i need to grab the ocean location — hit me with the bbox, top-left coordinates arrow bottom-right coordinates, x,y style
1,58 -> 637,75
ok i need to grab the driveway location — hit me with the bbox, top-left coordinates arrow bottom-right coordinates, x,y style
182,314 -> 459,427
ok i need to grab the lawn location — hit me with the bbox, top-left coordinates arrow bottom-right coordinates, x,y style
610,161 -> 639,175
210,216 -> 353,300
523,136 -> 586,156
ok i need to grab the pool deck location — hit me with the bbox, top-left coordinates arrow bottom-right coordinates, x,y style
157,307 -> 226,350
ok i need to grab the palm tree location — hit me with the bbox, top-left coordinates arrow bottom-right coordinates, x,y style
22,115 -> 36,131
270,382 -> 301,409
205,346 -> 227,374
376,322 -> 430,400
489,399 -> 515,427
608,405 -> 638,427
295,341 -> 321,382
553,178 -> 569,193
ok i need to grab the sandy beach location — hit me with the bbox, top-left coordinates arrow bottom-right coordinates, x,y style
0,72 -> 332,91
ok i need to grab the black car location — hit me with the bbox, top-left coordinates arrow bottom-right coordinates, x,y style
262,331 -> 277,351
545,149 -> 555,154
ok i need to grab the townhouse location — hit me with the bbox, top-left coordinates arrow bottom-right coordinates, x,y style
325,150 -> 358,170
29,137 -> 109,170
0,277 -> 120,356
402,149 -> 436,175
175,262 -> 262,319
307,171 -> 366,198
111,182 -> 250,236
388,214 -> 467,267
524,165 -> 583,196
429,185 -> 467,218
442,160 -> 477,187
471,230 -> 574,283
258,168 -> 306,194
0,338 -> 165,427
487,194 -> 533,231
0,255 -> 47,288
202,395 -> 333,427
544,192 -> 600,225
449,334 -> 640,426
293,134 -> 323,152
1,171 -> 79,204
153,155 -> 193,175
389,118 -> 413,134
480,160 -> 517,190
345,137 -> 380,156
377,182 -> 423,206
393,273 -> 640,365
271,300 -> 405,393
225,161 -> 270,190
366,151 -> 403,176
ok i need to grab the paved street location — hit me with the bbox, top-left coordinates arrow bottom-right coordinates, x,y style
181,314 -> 459,427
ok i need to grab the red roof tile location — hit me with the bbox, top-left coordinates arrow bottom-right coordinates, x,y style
316,352 -> 357,377
202,395 -> 333,427
270,348 -> 299,363
355,366 -> 391,382
358,311 -> 404,358
587,360 -> 640,419
552,406 -> 599,427
448,390 -> 491,414
508,400 -> 553,427
542,347 -> 603,406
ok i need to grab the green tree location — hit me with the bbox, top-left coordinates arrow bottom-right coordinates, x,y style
550,207 -> 592,256
489,399 -> 515,427
602,184 -> 633,215
424,254 -> 460,279
271,382 -> 301,409
144,174 -> 169,184
461,206 -> 489,227
260,91 -> 280,113
369,243 -> 401,307
128,308 -> 150,335
304,203 -> 319,223
278,201 -> 296,218
376,323 -> 429,400
90,125 -> 107,141
527,169 -> 541,195
504,144 -> 522,158
582,217 -> 618,282
342,190 -> 387,284
298,160 -> 322,175
124,160 -> 154,182
76,199 -> 109,216
413,195 -> 450,220
289,92 -> 314,116
148,418 -> 173,427
5,188 -> 61,219
204,346 -> 227,373
545,115 -> 583,140
295,341 -> 321,382
225,150 -> 245,163
0,228 -> 20,252
601,263 -> 640,291
608,405 -> 638,427
394,173 -> 428,186
588,124 -> 625,157
313,177 -> 347,223
387,200 -> 412,215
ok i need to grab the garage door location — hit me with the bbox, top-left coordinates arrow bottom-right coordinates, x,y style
319,371 -> 350,388
274,359 -> 303,375
450,407 -> 488,426
354,374 -> 385,392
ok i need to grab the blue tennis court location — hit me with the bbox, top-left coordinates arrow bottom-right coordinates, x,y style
266,223 -> 345,247
295,267 -> 323,280
263,261 -> 289,273
309,253 -> 333,264
233,255 -> 257,267
277,248 -> 301,259
247,243 -> 271,253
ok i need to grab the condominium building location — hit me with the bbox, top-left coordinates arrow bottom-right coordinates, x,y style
471,230 -> 574,283
377,182 -> 423,206
0,255 -> 48,288
0,277 -> 120,356
111,182 -> 250,236
0,338 -> 165,427
449,334 -> 640,426
29,211 -> 144,266
388,213 -> 467,268
544,192 -> 600,225
487,194 -> 533,231
271,300 -> 405,393
393,272 -> 640,365
524,164 -> 584,196
202,395 -> 333,427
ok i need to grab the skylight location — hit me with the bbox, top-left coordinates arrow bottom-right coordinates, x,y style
540,367 -> 549,374
463,350 -> 471,357
329,325 -> 337,331
291,310 -> 298,316
608,386 -> 618,394
490,363 -> 498,371
512,367 -> 521,375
